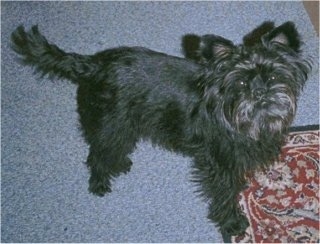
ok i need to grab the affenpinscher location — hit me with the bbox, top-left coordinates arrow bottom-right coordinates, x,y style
11,21 -> 311,235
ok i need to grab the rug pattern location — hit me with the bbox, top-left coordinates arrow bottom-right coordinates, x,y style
232,129 -> 319,243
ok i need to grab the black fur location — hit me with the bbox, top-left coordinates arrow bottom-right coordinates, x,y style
11,22 -> 311,236
243,21 -> 275,47
182,33 -> 234,64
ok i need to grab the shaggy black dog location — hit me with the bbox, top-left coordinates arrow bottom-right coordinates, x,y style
11,22 -> 311,236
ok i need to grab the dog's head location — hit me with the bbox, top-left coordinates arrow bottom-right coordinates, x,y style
188,22 -> 312,140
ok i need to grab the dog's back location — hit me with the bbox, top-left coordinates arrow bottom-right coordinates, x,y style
11,25 -> 200,90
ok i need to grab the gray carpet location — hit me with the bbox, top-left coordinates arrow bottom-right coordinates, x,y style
1,1 -> 319,243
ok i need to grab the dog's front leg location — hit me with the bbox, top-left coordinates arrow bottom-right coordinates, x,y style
193,159 -> 249,236
207,181 -> 249,236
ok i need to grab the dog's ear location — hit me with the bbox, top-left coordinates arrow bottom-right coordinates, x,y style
243,21 -> 275,47
181,34 -> 202,61
182,34 -> 234,62
262,21 -> 301,52
200,34 -> 234,62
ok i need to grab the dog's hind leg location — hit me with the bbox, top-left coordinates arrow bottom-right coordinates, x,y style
87,148 -> 132,196
87,144 -> 136,196
86,127 -> 137,197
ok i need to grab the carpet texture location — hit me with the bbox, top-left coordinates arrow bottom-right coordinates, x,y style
1,1 -> 319,243
232,126 -> 319,243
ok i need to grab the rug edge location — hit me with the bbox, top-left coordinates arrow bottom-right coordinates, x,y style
289,124 -> 319,132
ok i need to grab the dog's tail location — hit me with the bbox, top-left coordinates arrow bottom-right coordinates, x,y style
11,25 -> 95,83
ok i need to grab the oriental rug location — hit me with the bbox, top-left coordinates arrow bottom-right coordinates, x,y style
230,125 -> 319,243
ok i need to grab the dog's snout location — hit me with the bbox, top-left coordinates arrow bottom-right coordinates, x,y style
251,76 -> 267,98
253,87 -> 267,98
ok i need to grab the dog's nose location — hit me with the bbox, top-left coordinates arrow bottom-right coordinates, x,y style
253,88 -> 267,98
251,76 -> 267,98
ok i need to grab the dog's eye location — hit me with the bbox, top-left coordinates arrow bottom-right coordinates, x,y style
268,75 -> 277,82
237,80 -> 248,87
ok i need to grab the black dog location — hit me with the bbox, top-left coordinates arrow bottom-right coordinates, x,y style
11,22 -> 311,236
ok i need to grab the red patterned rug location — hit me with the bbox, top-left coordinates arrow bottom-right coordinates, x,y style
230,125 -> 319,243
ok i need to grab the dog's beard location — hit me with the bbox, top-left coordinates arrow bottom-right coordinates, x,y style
226,83 -> 296,140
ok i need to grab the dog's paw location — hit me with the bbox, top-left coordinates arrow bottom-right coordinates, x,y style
118,157 -> 132,174
88,177 -> 112,197
221,214 -> 249,236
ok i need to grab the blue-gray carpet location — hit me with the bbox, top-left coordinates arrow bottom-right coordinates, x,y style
1,1 -> 319,243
